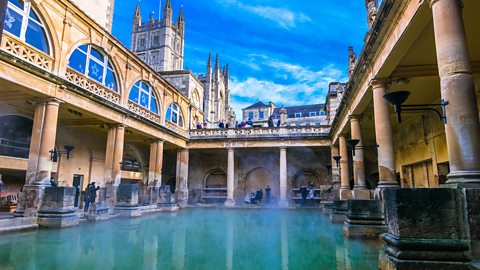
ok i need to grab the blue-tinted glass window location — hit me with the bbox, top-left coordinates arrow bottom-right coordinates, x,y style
150,97 -> 158,113
4,1 -> 50,54
128,81 -> 159,114
166,103 -> 184,127
248,112 -> 253,119
129,87 -> 139,103
68,44 -> 118,91
259,111 -> 264,119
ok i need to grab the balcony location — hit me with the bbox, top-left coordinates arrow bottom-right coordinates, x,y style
189,126 -> 330,140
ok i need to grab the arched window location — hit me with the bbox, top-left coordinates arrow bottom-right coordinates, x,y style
166,103 -> 184,127
68,44 -> 117,91
4,0 -> 50,54
129,81 -> 158,113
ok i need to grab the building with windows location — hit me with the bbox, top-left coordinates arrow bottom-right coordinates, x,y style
242,101 -> 327,127
130,1 -> 235,128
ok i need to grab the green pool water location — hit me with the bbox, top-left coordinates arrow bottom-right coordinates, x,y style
0,209 -> 379,270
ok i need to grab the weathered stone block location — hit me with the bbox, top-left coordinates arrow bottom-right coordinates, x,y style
176,188 -> 189,207
352,189 -> 371,200
330,200 -> 348,223
115,184 -> 140,217
380,188 -> 472,269
37,187 -> 79,228
148,186 -> 159,205
322,201 -> 334,214
343,200 -> 386,238
340,189 -> 352,200
463,188 -> 480,260
87,201 -> 109,221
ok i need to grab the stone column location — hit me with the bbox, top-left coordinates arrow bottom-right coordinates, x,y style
18,99 -> 60,216
279,147 -> 288,207
279,107 -> 287,126
429,0 -> 480,186
104,125 -> 116,183
331,146 -> 341,200
339,136 -> 352,200
225,148 -> 235,207
148,140 -> 163,187
175,149 -> 189,206
35,99 -> 61,185
372,80 -> 399,192
350,116 -> 370,200
111,125 -> 125,186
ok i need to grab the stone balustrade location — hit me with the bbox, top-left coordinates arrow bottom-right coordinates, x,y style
189,126 -> 330,140
165,121 -> 188,137
128,101 -> 161,124
65,68 -> 120,104
1,33 -> 54,71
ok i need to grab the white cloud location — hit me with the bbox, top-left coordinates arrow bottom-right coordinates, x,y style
217,0 -> 311,29
229,55 -> 348,118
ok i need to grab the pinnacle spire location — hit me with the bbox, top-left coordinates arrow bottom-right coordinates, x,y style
207,52 -> 212,69
177,5 -> 184,23
134,0 -> 141,18
215,53 -> 219,70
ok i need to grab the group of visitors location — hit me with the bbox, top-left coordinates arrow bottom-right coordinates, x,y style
299,182 -> 316,207
244,185 -> 272,205
267,116 -> 281,128
83,182 -> 100,212
196,122 -> 208,129
237,118 -> 254,128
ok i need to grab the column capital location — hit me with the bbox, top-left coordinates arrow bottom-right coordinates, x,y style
349,114 -> 361,121
146,138 -> 164,144
279,146 -> 287,150
369,78 -> 390,89
426,0 -> 462,8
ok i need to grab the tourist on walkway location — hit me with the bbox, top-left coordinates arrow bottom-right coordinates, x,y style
255,189 -> 263,204
265,185 -> 271,204
300,185 -> 308,207
88,182 -> 100,204
83,185 -> 91,212
203,122 -> 208,129
246,119 -> 253,127
219,120 -> 225,129
50,177 -> 57,187
276,119 -> 281,127
196,123 -> 203,129
268,116 -> 274,127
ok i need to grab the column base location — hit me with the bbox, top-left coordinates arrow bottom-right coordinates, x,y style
87,201 -> 110,221
322,201 -> 334,215
176,188 -> 189,207
375,186 -> 400,200
330,200 -> 348,223
37,187 -> 79,228
105,184 -> 117,214
340,189 -> 352,200
278,199 -> 289,208
19,185 -> 48,217
343,199 -> 386,238
115,205 -> 141,218
224,198 -> 236,207
379,249 -> 471,270
352,188 -> 371,200
446,171 -> 480,187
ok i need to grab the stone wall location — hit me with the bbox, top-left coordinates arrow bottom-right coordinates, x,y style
70,0 -> 115,31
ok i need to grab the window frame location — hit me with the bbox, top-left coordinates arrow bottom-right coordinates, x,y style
295,113 -> 302,118
129,81 -> 159,114
68,44 -> 118,92
166,103 -> 184,127
4,0 -> 52,54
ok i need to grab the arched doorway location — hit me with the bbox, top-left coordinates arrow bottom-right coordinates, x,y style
202,169 -> 227,202
0,115 -> 33,158
292,169 -> 321,188
245,167 -> 277,201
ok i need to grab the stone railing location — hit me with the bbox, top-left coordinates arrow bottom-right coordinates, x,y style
165,121 -> 188,137
65,68 -> 120,104
189,126 -> 330,140
1,33 -> 53,70
128,101 -> 161,124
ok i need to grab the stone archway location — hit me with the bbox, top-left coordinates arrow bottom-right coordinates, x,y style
292,169 -> 322,189
203,169 -> 227,188
245,167 -> 277,201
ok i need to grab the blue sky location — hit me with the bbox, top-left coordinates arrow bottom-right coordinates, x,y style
112,0 -> 368,116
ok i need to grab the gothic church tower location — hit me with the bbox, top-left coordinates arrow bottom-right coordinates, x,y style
131,0 -> 185,72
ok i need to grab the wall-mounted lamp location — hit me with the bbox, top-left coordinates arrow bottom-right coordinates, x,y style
333,156 -> 342,167
383,90 -> 449,124
50,145 -> 75,161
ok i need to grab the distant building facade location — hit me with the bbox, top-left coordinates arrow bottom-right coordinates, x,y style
325,82 -> 346,125
242,102 -> 328,127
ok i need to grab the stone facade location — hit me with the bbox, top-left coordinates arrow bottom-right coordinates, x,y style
71,0 -> 115,32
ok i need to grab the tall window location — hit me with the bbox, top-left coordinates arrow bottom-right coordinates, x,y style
259,111 -> 265,119
68,44 -> 117,91
4,0 -> 50,54
248,112 -> 253,120
166,103 -> 184,127
129,81 -> 158,113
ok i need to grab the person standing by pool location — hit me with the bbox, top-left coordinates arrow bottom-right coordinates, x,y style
265,185 -> 271,204
300,185 -> 308,207
83,184 -> 91,212
268,116 -> 274,127
88,182 -> 100,204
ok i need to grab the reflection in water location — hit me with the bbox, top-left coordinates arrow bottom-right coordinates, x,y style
0,209 -> 379,270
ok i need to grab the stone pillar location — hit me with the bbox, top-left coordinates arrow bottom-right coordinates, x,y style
36,100 -> 61,185
350,116 -> 370,200
429,0 -> 480,186
339,136 -> 352,200
104,124 -> 125,213
279,147 -> 288,207
225,148 -> 235,207
18,99 -> 60,217
148,140 -> 163,187
175,149 -> 189,206
279,107 -> 287,126
37,187 -> 79,227
331,146 -> 341,200
372,80 -> 399,193
111,125 -> 125,185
